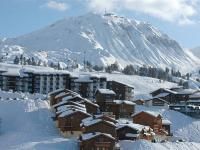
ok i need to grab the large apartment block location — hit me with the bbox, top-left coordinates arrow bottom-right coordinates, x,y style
0,64 -> 134,100
0,64 -> 70,94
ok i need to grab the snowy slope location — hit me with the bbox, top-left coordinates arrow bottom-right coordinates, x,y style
191,47 -> 200,58
83,72 -> 177,99
120,140 -> 200,150
1,13 -> 199,72
0,97 -> 77,150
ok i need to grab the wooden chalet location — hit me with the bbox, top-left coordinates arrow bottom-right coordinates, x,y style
116,122 -> 154,141
81,117 -> 117,137
162,119 -> 172,136
132,111 -> 170,136
133,99 -> 145,105
145,98 -> 169,108
95,89 -> 116,112
48,88 -> 66,106
150,88 -> 199,104
110,100 -> 135,119
52,94 -> 99,115
107,80 -> 134,100
51,89 -> 78,106
82,114 -> 118,124
57,109 -> 91,138
79,132 -> 116,150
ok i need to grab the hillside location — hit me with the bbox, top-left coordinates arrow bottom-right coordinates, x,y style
0,13 -> 199,72
191,47 -> 200,58
0,94 -> 77,150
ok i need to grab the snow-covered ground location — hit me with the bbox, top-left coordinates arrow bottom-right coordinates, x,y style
0,97 -> 77,150
0,73 -> 200,150
120,140 -> 200,150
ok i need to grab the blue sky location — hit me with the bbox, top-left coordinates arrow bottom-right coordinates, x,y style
0,0 -> 200,48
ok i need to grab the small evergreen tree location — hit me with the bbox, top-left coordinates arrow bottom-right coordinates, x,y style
13,56 -> 20,64
93,65 -> 103,71
122,65 -> 135,75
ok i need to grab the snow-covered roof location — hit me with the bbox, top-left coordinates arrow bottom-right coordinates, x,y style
117,122 -> 146,131
56,105 -> 86,114
83,98 -> 99,107
125,133 -> 139,138
80,132 -> 115,141
146,98 -> 169,104
176,89 -> 197,95
189,92 -> 200,99
187,99 -> 200,103
52,96 -> 84,108
110,80 -> 134,89
162,119 -> 172,125
48,88 -> 65,96
58,109 -> 91,118
114,100 -> 136,105
82,118 -> 116,127
132,111 -> 161,118
55,92 -> 67,99
150,88 -> 177,95
97,89 -> 116,95
82,114 -> 116,124
0,63 -> 70,76
153,93 -> 170,98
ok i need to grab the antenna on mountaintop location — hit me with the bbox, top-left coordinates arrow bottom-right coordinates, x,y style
104,8 -> 107,15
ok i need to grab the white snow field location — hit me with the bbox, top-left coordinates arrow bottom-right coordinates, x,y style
0,98 -> 78,150
87,72 -> 177,99
0,73 -> 200,150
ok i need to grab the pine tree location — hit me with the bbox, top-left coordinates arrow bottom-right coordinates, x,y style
27,58 -> 32,65
31,57 -> 37,66
20,54 -> 23,65
13,56 -> 20,64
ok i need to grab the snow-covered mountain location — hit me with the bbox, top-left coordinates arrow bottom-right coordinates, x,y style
191,47 -> 200,58
1,13 -> 199,71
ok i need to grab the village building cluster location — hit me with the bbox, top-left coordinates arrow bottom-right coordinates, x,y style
49,86 -> 172,150
136,86 -> 200,118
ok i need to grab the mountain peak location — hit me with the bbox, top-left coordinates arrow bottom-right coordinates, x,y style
1,13 -> 199,72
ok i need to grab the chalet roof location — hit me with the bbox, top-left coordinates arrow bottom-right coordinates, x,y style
153,93 -> 170,98
56,105 -> 86,114
55,92 -> 68,99
108,80 -> 134,89
82,119 -> 116,127
162,119 -> 172,125
132,111 -> 162,118
176,89 -> 197,95
146,98 -> 169,104
58,109 -> 91,118
97,89 -> 116,95
62,94 -> 81,101
187,99 -> 200,103
52,100 -> 85,108
189,92 -> 200,99
83,98 -> 99,107
125,133 -> 139,138
150,88 -> 177,95
82,114 -> 117,124
169,86 -> 183,91
113,100 -> 136,105
48,88 -> 65,96
116,122 -> 147,131
80,132 -> 115,141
